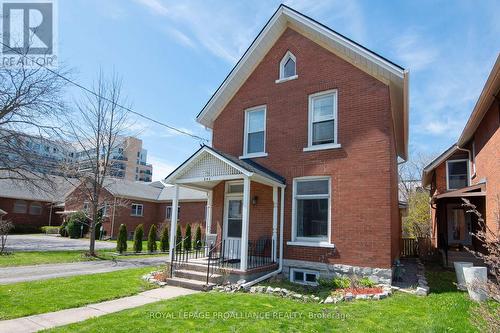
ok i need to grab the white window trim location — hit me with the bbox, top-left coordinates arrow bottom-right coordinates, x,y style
242,105 -> 267,158
291,176 -> 332,245
446,159 -> 470,191
225,180 -> 244,196
305,89 -> 338,151
131,203 -> 144,217
277,51 -> 297,82
290,268 -> 319,286
166,205 -> 180,220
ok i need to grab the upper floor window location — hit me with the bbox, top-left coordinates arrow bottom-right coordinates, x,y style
13,200 -> 27,214
305,90 -> 338,151
29,202 -> 42,215
446,159 -> 469,190
131,203 -> 143,217
277,51 -> 297,83
243,106 -> 266,158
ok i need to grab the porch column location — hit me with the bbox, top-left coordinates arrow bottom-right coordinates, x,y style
279,187 -> 285,264
240,177 -> 251,271
206,190 -> 213,236
272,186 -> 278,262
168,184 -> 179,263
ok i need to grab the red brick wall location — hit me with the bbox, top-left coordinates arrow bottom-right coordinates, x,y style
211,28 -> 399,269
157,201 -> 207,234
0,197 -> 61,231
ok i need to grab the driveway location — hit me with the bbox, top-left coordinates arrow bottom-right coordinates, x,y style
4,234 -> 116,252
0,256 -> 169,284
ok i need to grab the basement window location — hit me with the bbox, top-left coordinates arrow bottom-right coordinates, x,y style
290,268 -> 319,285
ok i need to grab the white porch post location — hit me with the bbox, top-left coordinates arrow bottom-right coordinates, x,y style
205,190 -> 213,237
272,186 -> 278,262
240,177 -> 251,271
279,186 -> 285,266
168,184 -> 179,263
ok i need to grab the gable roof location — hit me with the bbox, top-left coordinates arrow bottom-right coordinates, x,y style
196,4 -> 409,160
458,54 -> 500,146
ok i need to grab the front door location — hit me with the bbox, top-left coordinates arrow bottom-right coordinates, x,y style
223,196 -> 242,260
447,204 -> 472,246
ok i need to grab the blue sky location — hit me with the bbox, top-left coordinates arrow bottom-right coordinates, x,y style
58,0 -> 500,180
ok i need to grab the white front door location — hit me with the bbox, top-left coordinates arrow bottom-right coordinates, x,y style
223,196 -> 243,260
447,204 -> 472,245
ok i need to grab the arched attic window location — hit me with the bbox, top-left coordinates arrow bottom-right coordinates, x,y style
277,51 -> 297,83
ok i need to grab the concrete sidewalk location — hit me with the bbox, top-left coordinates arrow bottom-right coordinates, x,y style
0,286 -> 198,333
0,256 -> 169,284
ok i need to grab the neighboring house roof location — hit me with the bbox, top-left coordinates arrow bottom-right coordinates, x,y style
103,178 -> 163,201
0,172 -> 79,203
165,145 -> 286,187
157,185 -> 207,201
458,54 -> 500,146
196,4 -> 409,160
421,145 -> 459,187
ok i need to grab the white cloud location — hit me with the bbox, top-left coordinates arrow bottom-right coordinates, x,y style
135,0 -> 169,16
393,32 -> 438,71
148,154 -> 176,181
165,28 -> 196,48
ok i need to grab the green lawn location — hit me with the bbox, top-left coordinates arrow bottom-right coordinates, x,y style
0,266 -> 160,320
0,250 -> 167,267
46,265 -> 479,332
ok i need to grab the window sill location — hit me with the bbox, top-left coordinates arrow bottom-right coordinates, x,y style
287,241 -> 335,248
275,75 -> 298,84
130,215 -> 143,217
239,152 -> 268,159
303,143 -> 341,152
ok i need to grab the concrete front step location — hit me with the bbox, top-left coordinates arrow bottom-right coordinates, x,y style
443,251 -> 485,267
174,269 -> 223,284
166,277 -> 215,291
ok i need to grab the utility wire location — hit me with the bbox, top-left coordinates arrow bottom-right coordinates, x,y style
0,41 -> 210,143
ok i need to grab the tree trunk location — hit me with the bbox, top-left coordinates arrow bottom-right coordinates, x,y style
89,209 -> 98,256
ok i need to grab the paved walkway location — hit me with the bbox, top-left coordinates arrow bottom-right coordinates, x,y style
0,256 -> 169,284
0,286 -> 198,333
4,234 -> 116,252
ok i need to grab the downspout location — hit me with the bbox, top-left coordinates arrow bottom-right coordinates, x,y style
242,184 -> 286,289
455,145 -> 473,180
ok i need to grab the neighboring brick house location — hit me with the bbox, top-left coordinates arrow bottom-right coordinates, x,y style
0,173 -> 76,232
165,5 -> 409,286
422,54 -> 499,266
64,179 -> 207,239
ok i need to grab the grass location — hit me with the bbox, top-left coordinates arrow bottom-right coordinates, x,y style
46,264 -> 479,333
0,266 -> 160,320
0,250 -> 167,267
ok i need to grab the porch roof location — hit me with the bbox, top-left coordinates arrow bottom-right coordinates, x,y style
164,146 -> 285,190
434,183 -> 486,200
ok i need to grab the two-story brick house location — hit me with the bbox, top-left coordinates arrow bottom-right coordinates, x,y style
165,5 -> 409,287
422,54 -> 499,266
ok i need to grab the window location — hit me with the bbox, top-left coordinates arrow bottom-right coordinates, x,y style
446,159 -> 469,190
101,203 -> 110,217
277,51 -> 297,82
83,201 -> 89,213
131,203 -> 143,217
243,106 -> 266,157
29,202 -> 42,215
166,206 -> 180,220
305,90 -> 339,151
13,200 -> 27,214
227,183 -> 244,194
471,141 -> 476,176
290,268 -> 319,285
292,177 -> 330,242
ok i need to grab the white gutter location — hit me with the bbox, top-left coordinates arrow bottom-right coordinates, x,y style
242,185 -> 286,289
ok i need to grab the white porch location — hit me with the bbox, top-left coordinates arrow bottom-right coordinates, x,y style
165,146 -> 285,272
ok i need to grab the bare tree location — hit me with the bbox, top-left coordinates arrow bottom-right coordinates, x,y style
0,47 -> 70,186
65,73 -> 128,256
398,152 -> 434,202
0,219 -> 14,254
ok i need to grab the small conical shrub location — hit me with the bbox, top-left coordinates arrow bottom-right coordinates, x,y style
194,224 -> 202,250
184,224 -> 192,252
176,224 -> 182,251
147,225 -> 158,253
116,224 -> 127,253
133,224 -> 144,253
160,227 -> 169,252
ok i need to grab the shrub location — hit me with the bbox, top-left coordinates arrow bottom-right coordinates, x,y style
66,211 -> 87,239
41,226 -> 60,234
331,276 -> 351,289
133,224 -> 144,253
184,224 -> 192,252
358,277 -> 375,288
176,224 -> 182,251
59,221 -> 68,237
116,224 -> 127,253
194,224 -> 202,250
147,225 -> 158,253
160,226 -> 169,252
